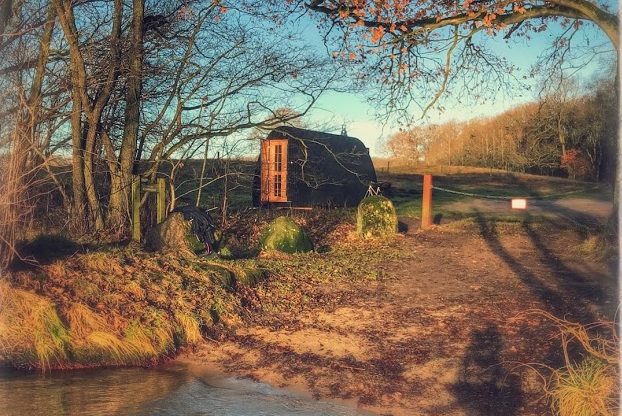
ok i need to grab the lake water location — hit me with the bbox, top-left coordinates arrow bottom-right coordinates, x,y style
0,364 -> 369,416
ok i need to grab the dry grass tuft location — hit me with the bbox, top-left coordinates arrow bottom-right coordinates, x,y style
579,234 -> 613,262
551,357 -> 617,416
174,312 -> 201,345
151,324 -> 175,352
87,330 -> 151,364
79,252 -> 125,275
64,303 -> 142,364
123,323 -> 158,360
519,310 -> 619,416
64,302 -> 108,338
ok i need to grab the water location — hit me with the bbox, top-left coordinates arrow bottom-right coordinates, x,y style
0,364 -> 369,416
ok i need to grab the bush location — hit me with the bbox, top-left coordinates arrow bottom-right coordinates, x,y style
259,216 -> 313,253
356,196 -> 398,239
561,149 -> 592,180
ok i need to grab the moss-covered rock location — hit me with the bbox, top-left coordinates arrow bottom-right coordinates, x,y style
356,195 -> 398,239
260,216 -> 313,253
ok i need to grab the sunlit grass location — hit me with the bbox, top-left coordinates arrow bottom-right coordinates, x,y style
1,248 -> 273,369
519,311 -> 619,416
579,234 -> 614,262
174,312 -> 201,345
0,280 -> 69,370
123,323 -> 159,360
87,331 -> 141,363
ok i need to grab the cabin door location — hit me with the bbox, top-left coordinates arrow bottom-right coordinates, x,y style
260,139 -> 288,203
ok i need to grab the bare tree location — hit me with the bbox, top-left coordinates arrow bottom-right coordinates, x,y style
0,0 -> 341,251
301,1 -> 616,124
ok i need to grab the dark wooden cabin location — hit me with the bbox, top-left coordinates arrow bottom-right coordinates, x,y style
252,126 -> 377,207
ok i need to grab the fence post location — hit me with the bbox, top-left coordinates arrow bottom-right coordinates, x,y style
156,177 -> 166,224
421,174 -> 433,229
131,176 -> 141,242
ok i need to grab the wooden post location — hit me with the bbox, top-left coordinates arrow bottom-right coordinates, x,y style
156,177 -> 166,224
131,176 -> 141,242
421,174 -> 432,229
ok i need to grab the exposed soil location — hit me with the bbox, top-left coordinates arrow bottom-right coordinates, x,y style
185,216 -> 617,415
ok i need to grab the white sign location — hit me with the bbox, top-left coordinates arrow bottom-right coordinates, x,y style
511,198 -> 528,210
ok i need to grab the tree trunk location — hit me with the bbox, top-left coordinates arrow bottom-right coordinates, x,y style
83,117 -> 104,230
69,87 -> 86,226
55,0 -> 123,232
557,113 -> 566,158
111,0 -> 143,231
196,137 -> 210,207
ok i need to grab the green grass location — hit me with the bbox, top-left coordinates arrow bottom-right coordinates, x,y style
377,168 -> 611,222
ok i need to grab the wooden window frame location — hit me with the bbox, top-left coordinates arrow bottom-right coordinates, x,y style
260,139 -> 288,203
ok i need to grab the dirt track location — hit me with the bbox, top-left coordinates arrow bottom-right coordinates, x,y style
187,215 -> 617,415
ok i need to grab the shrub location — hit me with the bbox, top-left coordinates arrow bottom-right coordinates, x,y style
259,216 -> 313,253
356,195 -> 398,239
561,149 -> 592,180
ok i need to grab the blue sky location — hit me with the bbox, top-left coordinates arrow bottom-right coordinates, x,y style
296,13 -> 617,156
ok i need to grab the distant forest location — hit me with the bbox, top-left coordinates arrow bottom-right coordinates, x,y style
386,78 -> 617,182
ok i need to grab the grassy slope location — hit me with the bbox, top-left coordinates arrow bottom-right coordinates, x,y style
1,209 -> 411,370
2,248 -> 266,370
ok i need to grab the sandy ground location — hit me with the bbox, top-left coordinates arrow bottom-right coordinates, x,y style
183,210 -> 617,415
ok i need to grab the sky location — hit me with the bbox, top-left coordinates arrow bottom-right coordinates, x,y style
295,11 -> 617,157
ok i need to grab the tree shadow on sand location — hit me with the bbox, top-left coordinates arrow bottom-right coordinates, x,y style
450,324 -> 522,416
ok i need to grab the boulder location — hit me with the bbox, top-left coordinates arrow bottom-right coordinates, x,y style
356,195 -> 398,239
145,212 -> 207,255
259,216 -> 313,253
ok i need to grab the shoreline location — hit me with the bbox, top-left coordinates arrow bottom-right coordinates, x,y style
175,353 -> 373,414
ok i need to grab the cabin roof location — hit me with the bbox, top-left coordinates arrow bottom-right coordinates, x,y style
266,126 -> 369,153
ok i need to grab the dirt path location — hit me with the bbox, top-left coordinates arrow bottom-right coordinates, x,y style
185,220 -> 617,415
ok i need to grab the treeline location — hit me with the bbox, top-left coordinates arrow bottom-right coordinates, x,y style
387,79 -> 617,182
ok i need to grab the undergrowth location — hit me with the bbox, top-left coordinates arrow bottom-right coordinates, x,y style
579,233 -> 614,262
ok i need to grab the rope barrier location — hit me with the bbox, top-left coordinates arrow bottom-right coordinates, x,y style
431,185 -> 601,201
432,186 -> 514,200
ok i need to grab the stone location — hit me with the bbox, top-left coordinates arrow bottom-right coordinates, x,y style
145,212 -> 206,255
